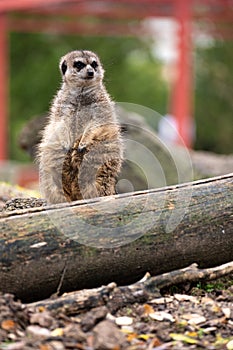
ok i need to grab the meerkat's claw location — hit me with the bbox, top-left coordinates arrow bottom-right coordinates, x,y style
78,144 -> 87,153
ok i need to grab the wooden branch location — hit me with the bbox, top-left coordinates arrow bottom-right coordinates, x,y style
0,173 -> 232,302
28,261 -> 233,314
144,261 -> 233,290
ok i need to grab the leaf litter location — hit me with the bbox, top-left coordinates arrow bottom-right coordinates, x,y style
0,274 -> 233,350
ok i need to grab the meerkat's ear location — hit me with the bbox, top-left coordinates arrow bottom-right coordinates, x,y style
60,60 -> 67,75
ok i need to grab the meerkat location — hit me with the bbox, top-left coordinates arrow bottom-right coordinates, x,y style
38,50 -> 123,204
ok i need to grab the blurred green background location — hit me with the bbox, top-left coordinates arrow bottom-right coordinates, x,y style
9,32 -> 233,161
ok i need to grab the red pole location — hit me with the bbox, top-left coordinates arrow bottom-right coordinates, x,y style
172,0 -> 193,148
0,13 -> 8,160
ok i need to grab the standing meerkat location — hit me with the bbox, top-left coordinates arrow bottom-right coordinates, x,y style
38,50 -> 123,204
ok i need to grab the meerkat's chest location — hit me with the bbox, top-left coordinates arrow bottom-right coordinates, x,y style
56,104 -> 98,146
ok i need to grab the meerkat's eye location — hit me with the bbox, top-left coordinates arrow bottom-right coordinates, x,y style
91,61 -> 98,70
61,60 -> 67,75
73,61 -> 86,71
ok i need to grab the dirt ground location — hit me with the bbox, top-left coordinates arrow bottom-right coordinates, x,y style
0,275 -> 232,350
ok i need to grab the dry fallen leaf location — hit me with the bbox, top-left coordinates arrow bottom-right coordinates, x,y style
38,306 -> 46,312
39,344 -> 51,350
186,331 -> 198,337
127,333 -> 138,342
138,333 -> 155,341
170,333 -> 198,344
51,328 -> 64,337
1,319 -> 16,330
214,334 -> 229,346
211,304 -> 222,313
149,337 -> 162,347
143,303 -> 154,315
177,319 -> 188,327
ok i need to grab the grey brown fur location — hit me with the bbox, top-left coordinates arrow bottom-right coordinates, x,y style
38,50 -> 123,204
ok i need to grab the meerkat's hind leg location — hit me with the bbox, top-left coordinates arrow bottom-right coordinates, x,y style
95,159 -> 121,196
40,169 -> 66,204
62,139 -> 84,201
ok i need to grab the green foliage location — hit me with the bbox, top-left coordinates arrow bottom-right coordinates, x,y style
196,282 -> 215,293
9,32 -> 233,161
195,277 -> 233,293
194,41 -> 233,154
9,33 -> 168,161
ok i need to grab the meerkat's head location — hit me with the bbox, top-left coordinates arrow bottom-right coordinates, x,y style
59,50 -> 104,87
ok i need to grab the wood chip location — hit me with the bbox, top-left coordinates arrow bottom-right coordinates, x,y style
115,316 -> 133,326
26,325 -> 51,339
227,340 -> 233,350
149,311 -> 175,322
182,313 -> 206,325
202,327 -> 217,333
1,341 -> 26,350
150,297 -> 174,304
174,294 -> 198,302
222,307 -> 231,319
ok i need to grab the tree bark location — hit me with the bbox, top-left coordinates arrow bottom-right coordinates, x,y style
0,173 -> 232,302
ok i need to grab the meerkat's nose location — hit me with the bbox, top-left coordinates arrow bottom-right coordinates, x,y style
87,68 -> 94,78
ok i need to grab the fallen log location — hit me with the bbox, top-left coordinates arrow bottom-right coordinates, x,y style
0,173 -> 232,302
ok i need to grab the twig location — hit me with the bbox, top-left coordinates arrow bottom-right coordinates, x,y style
143,261 -> 233,292
27,261 -> 233,314
50,263 -> 67,299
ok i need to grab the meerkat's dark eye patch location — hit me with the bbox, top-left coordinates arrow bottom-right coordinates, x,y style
61,60 -> 67,75
91,61 -> 98,70
73,61 -> 86,71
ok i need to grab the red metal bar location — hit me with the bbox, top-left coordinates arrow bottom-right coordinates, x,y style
0,14 -> 8,160
9,17 -> 145,36
0,0 -> 69,12
2,0 -> 233,21
171,0 -> 193,148
21,1 -> 174,19
0,0 -> 173,11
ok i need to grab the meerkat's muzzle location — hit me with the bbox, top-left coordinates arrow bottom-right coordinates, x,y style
86,69 -> 94,79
